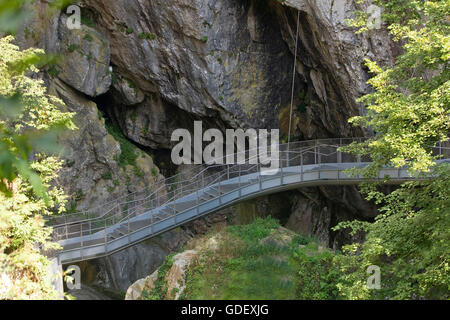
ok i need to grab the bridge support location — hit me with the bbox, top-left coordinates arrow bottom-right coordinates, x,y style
47,256 -> 64,299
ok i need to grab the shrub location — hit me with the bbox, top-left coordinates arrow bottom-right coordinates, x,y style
105,121 -> 139,169
138,32 -> 156,40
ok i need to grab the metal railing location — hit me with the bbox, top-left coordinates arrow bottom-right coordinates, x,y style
48,138 -> 450,263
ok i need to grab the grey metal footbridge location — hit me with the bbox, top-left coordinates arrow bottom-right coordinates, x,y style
48,138 -> 450,264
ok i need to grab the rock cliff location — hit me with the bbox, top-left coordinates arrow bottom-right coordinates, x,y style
15,0 -> 395,298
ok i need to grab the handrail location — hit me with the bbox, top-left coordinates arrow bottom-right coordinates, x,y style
49,138 -> 450,262
52,138 -> 450,230
46,138 -> 366,224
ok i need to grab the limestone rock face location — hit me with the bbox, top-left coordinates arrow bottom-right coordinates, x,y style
57,15 -> 111,97
275,0 -> 395,138
165,250 -> 199,300
49,78 -> 162,211
77,0 -> 395,145
125,271 -> 158,300
124,232 -> 224,300
124,250 -> 198,300
285,186 -> 380,249
82,0 -> 295,147
112,76 -> 146,106
74,212 -> 227,298
76,228 -> 189,297
14,0 -> 398,299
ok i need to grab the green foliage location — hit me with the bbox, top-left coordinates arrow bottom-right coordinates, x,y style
151,167 -> 158,177
291,233 -> 310,246
83,33 -> 93,42
335,164 -> 450,299
228,217 -> 279,243
101,171 -> 112,180
138,32 -> 156,40
294,245 -> 341,299
180,217 -> 341,300
0,0 -> 72,33
143,254 -> 175,300
110,70 -> 119,85
74,189 -> 83,201
0,0 -> 32,34
67,44 -> 79,53
125,27 -> 134,35
130,112 -> 137,123
336,0 -> 450,300
125,78 -> 138,94
0,36 -> 75,198
80,15 -> 95,28
47,64 -> 60,78
133,166 -> 144,178
201,36 -> 208,43
296,91 -> 307,113
342,0 -> 449,175
97,109 -> 105,120
0,35 -> 75,299
105,121 -> 138,169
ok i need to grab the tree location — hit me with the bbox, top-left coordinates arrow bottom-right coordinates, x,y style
335,0 -> 449,299
344,0 -> 449,175
0,35 -> 76,299
335,164 -> 449,299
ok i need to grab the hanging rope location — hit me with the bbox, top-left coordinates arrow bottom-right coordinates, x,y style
287,10 -> 300,164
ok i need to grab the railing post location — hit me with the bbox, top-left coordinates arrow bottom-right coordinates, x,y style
338,138 -> 342,163
157,189 -> 160,208
130,194 -> 133,218
128,215 -> 131,243
286,147 -> 290,167
80,223 -> 83,248
317,141 -> 321,164
300,152 -> 304,181
280,164 -> 284,185
150,207 -> 154,234
258,163 -> 262,190
66,224 -> 69,240
196,188 -> 199,215
227,165 -> 230,180
238,166 -> 241,197
173,193 -> 177,225
314,142 -> 318,164
104,220 -> 107,251
357,137 -> 362,163
218,178 -> 222,205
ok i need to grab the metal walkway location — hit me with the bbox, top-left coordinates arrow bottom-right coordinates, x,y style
48,138 -> 450,264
